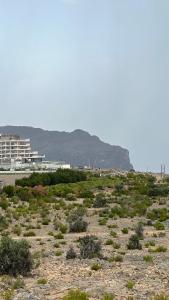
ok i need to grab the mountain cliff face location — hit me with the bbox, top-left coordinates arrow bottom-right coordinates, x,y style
0,126 -> 133,170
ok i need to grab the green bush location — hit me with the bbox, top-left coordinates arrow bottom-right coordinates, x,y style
42,218 -> 50,225
154,221 -> 165,231
91,262 -> 102,271
105,239 -> 113,245
3,185 -> 15,197
110,230 -> 117,238
68,208 -> 87,233
0,236 -> 33,276
0,215 -> 8,232
37,278 -> 47,285
151,246 -> 167,253
126,280 -> 135,289
147,208 -> 169,222
98,218 -> 108,226
143,255 -> 153,263
62,289 -> 89,300
23,231 -> 36,237
145,240 -> 155,247
135,222 -> 144,239
79,190 -> 94,199
12,225 -> 22,236
16,169 -> 87,187
93,194 -> 107,208
122,228 -> 128,234
110,255 -> 123,262
69,218 -> 88,233
66,246 -> 77,259
55,232 -> 64,240
127,234 -> 142,250
79,235 -> 102,259
59,224 -> 68,234
0,199 -> 9,210
55,250 -> 62,256
103,293 -> 115,300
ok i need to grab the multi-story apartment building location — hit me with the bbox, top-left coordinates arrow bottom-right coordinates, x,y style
0,134 -> 45,166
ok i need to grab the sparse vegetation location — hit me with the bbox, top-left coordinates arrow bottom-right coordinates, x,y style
79,235 -> 102,259
0,172 -> 169,299
62,289 -> 89,300
127,234 -> 142,250
0,236 -> 33,276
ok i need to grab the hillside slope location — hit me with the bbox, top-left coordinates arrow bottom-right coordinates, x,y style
0,126 -> 133,170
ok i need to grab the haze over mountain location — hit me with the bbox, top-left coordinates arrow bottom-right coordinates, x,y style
0,126 -> 133,170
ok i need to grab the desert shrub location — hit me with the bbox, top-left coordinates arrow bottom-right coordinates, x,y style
91,262 -> 102,271
148,185 -> 169,197
145,240 -> 155,247
110,230 -> 117,238
105,239 -> 113,245
2,185 -> 15,197
103,293 -> 115,300
147,208 -> 169,222
55,232 -> 64,239
154,221 -> 165,230
79,190 -> 94,199
12,225 -> 22,236
152,246 -> 167,253
1,289 -> 14,300
122,227 -> 128,234
79,235 -> 102,259
42,218 -> 50,225
16,188 -> 32,202
113,242 -> 121,249
54,220 -> 68,233
110,255 -> 123,262
0,215 -> 8,231
0,236 -> 33,276
68,207 -> 87,233
126,280 -> 135,289
115,182 -> 124,194
158,232 -> 166,237
93,194 -> 107,208
127,234 -> 142,250
0,199 -> 9,210
66,193 -> 76,201
37,278 -> 47,285
143,255 -> 153,263
108,224 -> 118,229
55,250 -> 62,256
23,231 -> 36,237
59,223 -> 68,234
68,207 -> 86,221
135,222 -> 144,239
83,198 -> 93,208
69,218 -> 88,233
62,289 -> 89,300
99,218 -> 108,226
66,246 -> 77,259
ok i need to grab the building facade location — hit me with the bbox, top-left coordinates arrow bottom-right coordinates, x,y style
0,134 -> 45,167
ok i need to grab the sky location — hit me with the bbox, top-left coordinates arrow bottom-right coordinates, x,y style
0,0 -> 169,172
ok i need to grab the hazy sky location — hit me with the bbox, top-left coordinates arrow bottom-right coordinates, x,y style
0,0 -> 169,171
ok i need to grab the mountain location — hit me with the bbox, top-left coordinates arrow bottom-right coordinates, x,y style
0,126 -> 133,170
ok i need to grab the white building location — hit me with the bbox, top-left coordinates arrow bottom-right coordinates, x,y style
39,161 -> 71,170
0,134 -> 45,168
